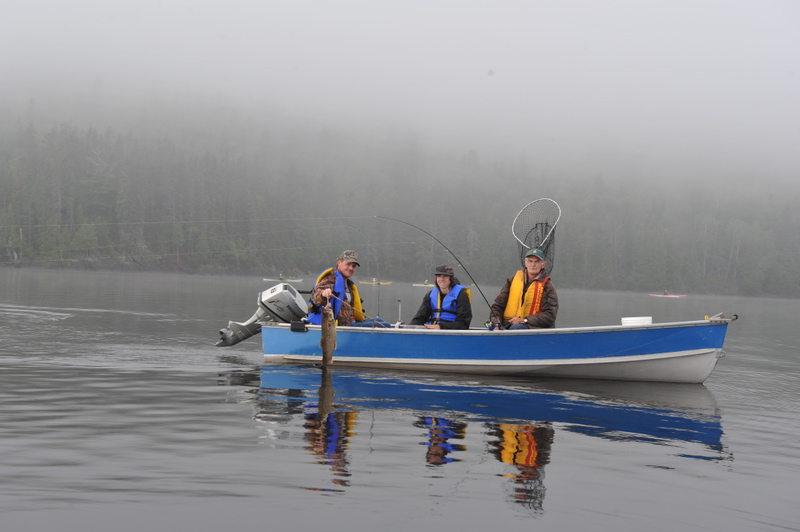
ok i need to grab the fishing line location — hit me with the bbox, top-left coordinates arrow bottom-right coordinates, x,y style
375,215 -> 491,311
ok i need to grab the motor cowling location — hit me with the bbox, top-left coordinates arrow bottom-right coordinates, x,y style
216,283 -> 308,347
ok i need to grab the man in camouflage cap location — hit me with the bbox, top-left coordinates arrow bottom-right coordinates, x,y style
337,249 -> 360,266
307,250 -> 391,328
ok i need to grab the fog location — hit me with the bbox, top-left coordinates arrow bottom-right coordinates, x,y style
3,0 -> 799,181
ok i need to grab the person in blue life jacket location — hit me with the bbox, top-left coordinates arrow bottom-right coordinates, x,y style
307,250 -> 391,328
409,265 -> 472,329
489,248 -> 558,330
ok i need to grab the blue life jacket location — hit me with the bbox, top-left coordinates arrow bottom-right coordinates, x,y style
307,268 -> 353,325
428,285 -> 464,323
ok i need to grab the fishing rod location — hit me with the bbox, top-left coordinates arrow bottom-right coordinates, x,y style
375,215 -> 492,311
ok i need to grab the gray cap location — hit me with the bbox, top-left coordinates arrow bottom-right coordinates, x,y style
435,264 -> 454,277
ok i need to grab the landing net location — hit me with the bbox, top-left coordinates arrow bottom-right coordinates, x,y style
511,198 -> 561,274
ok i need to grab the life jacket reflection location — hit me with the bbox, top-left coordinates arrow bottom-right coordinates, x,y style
304,408 -> 357,487
414,416 -> 467,465
487,423 -> 554,511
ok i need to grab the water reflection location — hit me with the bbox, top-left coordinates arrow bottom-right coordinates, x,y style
303,410 -> 356,489
302,368 -> 354,489
414,416 -> 467,465
487,423 -> 553,512
229,364 -> 729,506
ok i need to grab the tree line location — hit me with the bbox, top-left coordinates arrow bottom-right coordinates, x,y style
1,100 -> 798,298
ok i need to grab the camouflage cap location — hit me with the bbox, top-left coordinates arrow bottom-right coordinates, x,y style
434,264 -> 454,277
338,250 -> 360,266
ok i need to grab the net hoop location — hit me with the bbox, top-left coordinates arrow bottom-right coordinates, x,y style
511,198 -> 561,274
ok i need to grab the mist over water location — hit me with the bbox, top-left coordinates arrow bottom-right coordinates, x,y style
3,0 -> 798,181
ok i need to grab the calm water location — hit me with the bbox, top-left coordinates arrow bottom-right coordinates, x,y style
1,268 -> 798,531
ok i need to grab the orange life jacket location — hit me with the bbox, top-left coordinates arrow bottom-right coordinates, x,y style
503,270 -> 550,320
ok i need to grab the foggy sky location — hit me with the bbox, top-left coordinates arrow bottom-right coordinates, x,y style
3,0 -> 799,182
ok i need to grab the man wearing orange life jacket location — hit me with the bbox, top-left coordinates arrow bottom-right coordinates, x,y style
489,248 -> 559,330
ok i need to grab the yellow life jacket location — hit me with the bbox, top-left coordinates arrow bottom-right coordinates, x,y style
496,424 -> 541,467
503,271 -> 550,320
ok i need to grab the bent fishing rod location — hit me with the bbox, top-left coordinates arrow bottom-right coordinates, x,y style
375,215 -> 492,311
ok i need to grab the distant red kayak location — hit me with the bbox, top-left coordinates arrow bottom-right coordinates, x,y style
649,293 -> 687,298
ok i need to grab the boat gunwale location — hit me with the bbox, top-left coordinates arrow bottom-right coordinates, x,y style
260,317 -> 732,336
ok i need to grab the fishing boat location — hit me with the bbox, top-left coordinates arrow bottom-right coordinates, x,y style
219,196 -> 736,384
217,284 -> 735,384
217,283 -> 737,383
359,279 -> 393,285
259,315 -> 734,384
263,277 -> 304,283
650,292 -> 687,298
412,283 -> 434,287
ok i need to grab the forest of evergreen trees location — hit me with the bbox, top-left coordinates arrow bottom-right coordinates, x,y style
1,97 -> 799,297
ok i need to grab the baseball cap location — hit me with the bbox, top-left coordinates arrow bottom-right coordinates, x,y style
525,248 -> 546,261
338,250 -> 360,266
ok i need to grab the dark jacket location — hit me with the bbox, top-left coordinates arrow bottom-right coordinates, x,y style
410,286 -> 473,330
489,270 -> 558,328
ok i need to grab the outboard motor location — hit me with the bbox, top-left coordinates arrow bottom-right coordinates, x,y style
217,283 -> 308,347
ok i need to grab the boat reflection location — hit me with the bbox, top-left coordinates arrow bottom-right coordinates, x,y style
251,364 -> 727,506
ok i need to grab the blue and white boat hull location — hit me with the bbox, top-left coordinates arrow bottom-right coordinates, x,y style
261,316 -> 734,383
